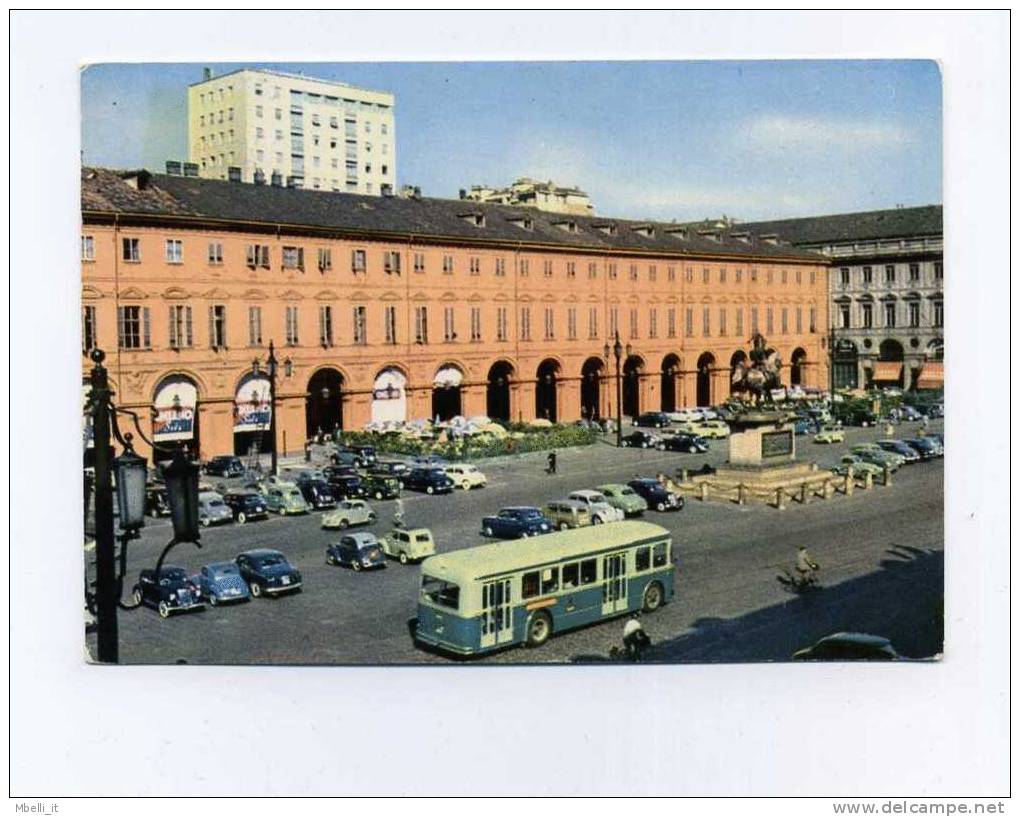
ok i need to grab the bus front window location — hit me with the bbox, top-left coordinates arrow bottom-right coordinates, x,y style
421,576 -> 460,610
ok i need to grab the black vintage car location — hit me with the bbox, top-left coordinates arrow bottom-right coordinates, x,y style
403,467 -> 454,495
627,478 -> 684,512
622,430 -> 661,449
204,455 -> 245,477
362,473 -> 401,500
325,471 -> 366,500
298,480 -> 338,510
373,460 -> 410,485
636,412 -> 671,429
660,433 -> 709,453
145,484 -> 171,517
132,566 -> 204,618
222,491 -> 269,524
235,549 -> 303,598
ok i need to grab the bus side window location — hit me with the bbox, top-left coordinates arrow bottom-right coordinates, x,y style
653,542 -> 668,568
562,562 -> 579,588
635,546 -> 651,572
579,559 -> 597,585
522,571 -> 539,599
541,567 -> 559,594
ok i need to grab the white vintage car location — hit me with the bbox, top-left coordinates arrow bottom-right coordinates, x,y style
567,490 -> 625,524
321,499 -> 377,530
443,464 -> 487,490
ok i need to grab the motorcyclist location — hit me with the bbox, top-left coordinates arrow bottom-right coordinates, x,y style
622,614 -> 650,659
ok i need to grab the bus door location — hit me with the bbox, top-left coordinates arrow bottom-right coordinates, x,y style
601,552 -> 628,615
480,578 -> 513,648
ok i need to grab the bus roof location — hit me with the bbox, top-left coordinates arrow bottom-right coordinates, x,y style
421,521 -> 670,583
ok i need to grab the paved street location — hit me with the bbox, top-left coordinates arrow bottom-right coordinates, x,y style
88,420 -> 943,665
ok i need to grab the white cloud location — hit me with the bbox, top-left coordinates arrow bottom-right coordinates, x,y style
739,114 -> 914,152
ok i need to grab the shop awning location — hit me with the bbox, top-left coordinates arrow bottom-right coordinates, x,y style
871,362 -> 904,382
915,361 -> 944,390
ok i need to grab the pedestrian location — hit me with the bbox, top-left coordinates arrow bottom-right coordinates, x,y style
885,422 -> 894,438
920,414 -> 930,435
546,450 -> 557,475
622,614 -> 650,660
393,497 -> 405,529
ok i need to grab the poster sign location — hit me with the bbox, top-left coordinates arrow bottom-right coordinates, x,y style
153,376 -> 198,442
234,377 -> 272,432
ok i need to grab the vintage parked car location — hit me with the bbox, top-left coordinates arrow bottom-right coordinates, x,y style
793,632 -> 898,661
403,467 -> 454,495
481,506 -> 552,539
204,455 -> 245,478
362,473 -> 401,500
379,527 -> 436,564
265,485 -> 311,515
832,455 -> 885,478
813,426 -> 845,444
330,449 -> 360,468
145,484 -> 171,517
905,437 -> 943,459
198,491 -> 234,528
622,430 -> 662,449
326,532 -> 386,571
794,417 -> 819,435
636,411 -> 671,429
443,463 -> 488,490
132,566 -> 204,618
877,439 -> 921,463
851,444 -> 904,471
222,491 -> 269,524
298,479 -> 338,510
543,499 -> 593,531
690,420 -> 730,439
567,490 -> 625,524
235,549 -> 302,597
373,459 -> 411,485
595,483 -> 648,516
192,560 -> 251,606
659,433 -> 709,453
665,408 -> 701,424
412,454 -> 450,468
350,445 -> 378,467
627,478 -> 684,512
321,499 -> 377,530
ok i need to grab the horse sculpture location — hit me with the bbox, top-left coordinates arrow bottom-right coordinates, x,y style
731,333 -> 783,408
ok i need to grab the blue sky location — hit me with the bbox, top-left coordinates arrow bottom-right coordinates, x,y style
81,60 -> 941,222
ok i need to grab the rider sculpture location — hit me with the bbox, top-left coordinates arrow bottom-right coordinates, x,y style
731,333 -> 783,408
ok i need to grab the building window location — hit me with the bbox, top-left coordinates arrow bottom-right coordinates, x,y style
282,246 -> 304,271
667,308 -> 676,338
443,307 -> 456,342
861,303 -> 873,329
520,307 -> 531,341
649,264 -> 657,282
208,242 -> 224,265
588,262 -> 598,279
862,266 -> 872,285
413,253 -> 426,273
567,308 -> 577,340
702,307 -> 710,337
781,269 -> 788,285
909,263 -> 920,282
885,264 -> 896,284
608,263 -> 617,280
248,306 -> 263,346
167,305 -> 193,348
544,308 -> 555,340
567,262 -> 576,278
470,307 -> 482,342
767,270 -> 774,285
718,308 -> 726,336
934,262 -> 943,280
318,305 -> 334,347
668,266 -> 676,282
122,237 -> 141,263
469,257 -> 480,276
609,308 -> 619,338
840,267 -> 850,286
384,251 -> 401,275
81,235 -> 95,262
885,301 -> 896,328
82,305 -> 97,352
117,305 -> 150,350
544,260 -> 553,278
415,306 -> 429,344
781,308 -> 789,334
442,255 -> 454,275
519,259 -> 529,277
810,270 -> 816,286
734,308 -> 743,337
685,267 -> 693,283
796,269 -> 802,285
649,309 -> 658,339
908,301 -> 920,328
495,257 -> 506,277
376,305 -> 394,345
750,268 -> 758,283
796,307 -> 803,334
839,304 -> 850,329
284,306 -> 299,346
314,247 -> 332,272
209,305 -> 227,348
766,307 -> 774,334
685,308 -> 694,337
629,309 -> 638,339
933,300 -> 943,327
353,305 -> 367,345
497,307 -> 508,342
751,307 -> 759,334
351,249 -> 366,274
587,308 -> 599,339
701,268 -> 709,284
719,268 -> 726,284
247,244 -> 270,269
629,264 -> 638,281
809,307 -> 817,333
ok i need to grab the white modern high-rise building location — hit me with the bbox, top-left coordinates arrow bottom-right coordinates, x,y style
187,67 -> 396,195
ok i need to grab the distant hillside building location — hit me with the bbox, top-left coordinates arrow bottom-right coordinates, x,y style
187,67 -> 395,195
461,178 -> 594,215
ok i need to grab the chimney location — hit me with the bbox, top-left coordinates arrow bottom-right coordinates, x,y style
227,166 -> 242,183
165,160 -> 183,176
271,171 -> 283,187
203,67 -> 212,81
253,168 -> 266,185
183,162 -> 199,177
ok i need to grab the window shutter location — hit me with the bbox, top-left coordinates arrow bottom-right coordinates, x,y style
117,307 -> 125,349
168,306 -> 177,347
185,306 -> 193,347
209,307 -> 215,348
260,245 -> 270,268
142,308 -> 151,348
297,248 -> 304,271
246,245 -> 256,267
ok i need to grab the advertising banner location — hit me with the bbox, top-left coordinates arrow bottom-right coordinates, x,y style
153,377 -> 198,442
234,376 -> 272,432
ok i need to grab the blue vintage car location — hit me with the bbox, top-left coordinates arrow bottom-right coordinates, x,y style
326,532 -> 386,571
193,560 -> 251,606
403,467 -> 454,495
131,566 -> 204,618
481,506 -> 553,539
235,549 -> 303,598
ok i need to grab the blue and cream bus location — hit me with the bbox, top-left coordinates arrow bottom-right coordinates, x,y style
414,520 -> 674,655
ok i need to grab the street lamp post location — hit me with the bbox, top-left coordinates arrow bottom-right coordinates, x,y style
603,331 -> 626,448
252,341 -> 279,476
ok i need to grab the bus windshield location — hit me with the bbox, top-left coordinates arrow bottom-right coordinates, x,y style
421,576 -> 460,610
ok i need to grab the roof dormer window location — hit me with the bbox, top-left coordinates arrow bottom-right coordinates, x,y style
507,215 -> 533,231
698,229 -> 722,243
632,224 -> 655,238
664,226 -> 688,240
730,231 -> 751,244
459,212 -> 486,227
758,233 -> 779,245
553,220 -> 578,233
593,223 -> 617,236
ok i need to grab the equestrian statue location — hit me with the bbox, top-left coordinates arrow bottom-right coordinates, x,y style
731,333 -> 783,408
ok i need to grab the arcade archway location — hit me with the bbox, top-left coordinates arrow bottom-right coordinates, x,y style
371,367 -> 408,426
486,361 -> 514,421
153,374 -> 200,458
432,364 -> 464,422
305,368 -> 344,439
729,350 -> 747,395
623,355 -> 644,420
696,352 -> 716,407
580,357 -> 604,420
535,359 -> 560,422
233,374 -> 272,456
660,354 -> 681,413
790,348 -> 807,387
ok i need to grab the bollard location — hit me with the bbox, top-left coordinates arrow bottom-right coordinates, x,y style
681,468 -> 689,483
699,482 -> 709,502
823,479 -> 833,499
883,465 -> 892,486
844,467 -> 854,496
775,487 -> 786,510
799,482 -> 808,504
810,462 -> 818,472
737,483 -> 746,505
864,470 -> 873,490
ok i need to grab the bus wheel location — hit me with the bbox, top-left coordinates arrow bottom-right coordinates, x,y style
642,582 -> 663,613
525,611 -> 552,647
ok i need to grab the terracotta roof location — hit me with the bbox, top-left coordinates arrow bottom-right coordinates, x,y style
737,205 -> 942,245
80,167 -> 823,262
